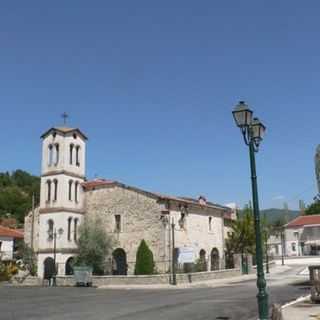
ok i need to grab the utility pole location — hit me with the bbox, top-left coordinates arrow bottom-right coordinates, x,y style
171,218 -> 177,286
53,229 -> 57,286
30,193 -> 35,251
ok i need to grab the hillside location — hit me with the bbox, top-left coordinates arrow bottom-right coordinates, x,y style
260,208 -> 300,224
0,170 -> 40,224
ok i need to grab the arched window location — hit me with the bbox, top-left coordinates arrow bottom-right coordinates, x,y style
69,144 -> 74,165
47,180 -> 52,202
74,218 -> 78,241
53,179 -> 58,201
76,146 -> 80,166
47,219 -> 54,240
48,145 -> 53,166
208,216 -> 212,231
74,181 -> 79,203
54,144 -> 59,166
68,180 -> 73,201
67,217 -> 72,241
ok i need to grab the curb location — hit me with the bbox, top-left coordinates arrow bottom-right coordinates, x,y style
281,294 -> 311,309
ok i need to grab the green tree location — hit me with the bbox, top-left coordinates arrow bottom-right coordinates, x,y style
134,239 -> 154,275
0,170 -> 40,223
75,217 -> 114,275
225,205 -> 256,257
305,201 -> 320,215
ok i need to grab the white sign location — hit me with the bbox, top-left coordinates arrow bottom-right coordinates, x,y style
177,247 -> 195,264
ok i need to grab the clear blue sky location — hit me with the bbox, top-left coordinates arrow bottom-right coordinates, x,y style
1,1 -> 319,210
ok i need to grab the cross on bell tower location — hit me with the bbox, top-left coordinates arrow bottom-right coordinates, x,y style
61,112 -> 69,125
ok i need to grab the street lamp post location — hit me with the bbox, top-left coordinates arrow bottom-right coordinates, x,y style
171,218 -> 177,286
281,228 -> 285,266
232,101 -> 269,320
52,227 -> 64,287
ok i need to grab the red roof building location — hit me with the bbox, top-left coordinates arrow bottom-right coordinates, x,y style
285,215 -> 320,228
0,225 -> 24,239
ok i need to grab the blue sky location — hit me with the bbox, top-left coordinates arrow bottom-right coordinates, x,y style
0,1 -> 319,210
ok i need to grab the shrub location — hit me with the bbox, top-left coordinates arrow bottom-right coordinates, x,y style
134,240 -> 154,275
75,217 -> 114,275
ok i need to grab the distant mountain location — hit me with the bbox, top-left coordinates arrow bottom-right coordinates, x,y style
260,208 -> 300,224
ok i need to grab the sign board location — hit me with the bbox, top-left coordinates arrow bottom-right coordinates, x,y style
177,247 -> 195,264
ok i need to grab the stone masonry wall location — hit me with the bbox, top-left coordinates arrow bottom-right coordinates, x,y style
85,185 -> 167,274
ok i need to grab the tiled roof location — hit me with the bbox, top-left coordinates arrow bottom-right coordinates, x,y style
82,178 -> 231,212
286,215 -> 320,228
0,226 -> 24,239
82,178 -> 116,190
41,127 -> 88,140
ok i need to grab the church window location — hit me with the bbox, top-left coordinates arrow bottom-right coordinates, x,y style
54,144 -> 59,166
48,145 -> 53,166
178,213 -> 186,230
115,215 -> 121,232
46,180 -> 52,202
76,146 -> 80,166
209,216 -> 212,231
53,179 -> 58,201
67,217 -> 72,241
74,218 -> 78,241
68,180 -> 73,201
73,133 -> 77,139
48,219 -> 54,240
69,144 -> 74,165
74,181 -> 79,202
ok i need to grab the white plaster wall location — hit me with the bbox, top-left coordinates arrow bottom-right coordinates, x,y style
38,212 -> 83,250
170,206 -> 224,269
285,227 -> 302,256
38,252 -> 75,277
0,236 -> 14,260
40,175 -> 84,210
41,131 -> 86,177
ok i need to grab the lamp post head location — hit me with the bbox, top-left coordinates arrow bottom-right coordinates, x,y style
251,117 -> 266,145
232,101 -> 253,128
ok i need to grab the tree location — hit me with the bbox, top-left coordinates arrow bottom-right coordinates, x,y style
305,201 -> 320,216
225,205 -> 256,258
75,217 -> 114,275
134,239 -> 154,275
0,170 -> 40,224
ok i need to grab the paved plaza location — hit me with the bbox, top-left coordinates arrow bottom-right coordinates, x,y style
0,265 -> 310,320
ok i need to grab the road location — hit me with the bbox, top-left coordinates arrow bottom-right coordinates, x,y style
0,266 -> 310,320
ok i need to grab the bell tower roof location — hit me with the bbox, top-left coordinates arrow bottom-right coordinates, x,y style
41,127 -> 88,140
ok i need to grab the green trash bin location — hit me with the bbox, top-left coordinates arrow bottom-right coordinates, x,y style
73,266 -> 93,287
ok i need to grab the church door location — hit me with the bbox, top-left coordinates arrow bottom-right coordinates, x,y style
210,248 -> 220,271
65,257 -> 74,275
43,257 -> 55,280
112,248 -> 127,275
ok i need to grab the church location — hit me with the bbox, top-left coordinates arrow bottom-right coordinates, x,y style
24,125 -> 236,277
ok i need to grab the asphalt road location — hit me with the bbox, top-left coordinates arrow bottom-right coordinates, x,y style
0,266 -> 310,320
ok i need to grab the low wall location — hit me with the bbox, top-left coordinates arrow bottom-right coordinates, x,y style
10,268 -> 241,287
56,268 -> 241,287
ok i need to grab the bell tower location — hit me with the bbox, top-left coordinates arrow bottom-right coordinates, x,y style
37,125 -> 88,278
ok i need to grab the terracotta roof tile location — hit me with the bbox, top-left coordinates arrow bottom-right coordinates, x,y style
286,215 -> 320,228
83,178 -> 230,212
0,226 -> 24,239
82,179 -> 116,190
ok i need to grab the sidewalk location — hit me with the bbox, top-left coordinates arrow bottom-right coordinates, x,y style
98,265 -> 291,290
282,296 -> 320,320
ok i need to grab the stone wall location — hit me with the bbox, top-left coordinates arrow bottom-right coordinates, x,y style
55,268 -> 241,287
85,185 -> 167,274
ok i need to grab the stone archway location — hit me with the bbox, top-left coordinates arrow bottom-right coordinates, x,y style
199,249 -> 207,271
43,257 -> 55,280
112,248 -> 127,275
65,257 -> 74,275
210,248 -> 220,271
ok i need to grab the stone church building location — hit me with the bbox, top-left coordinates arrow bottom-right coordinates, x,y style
25,126 -> 235,277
